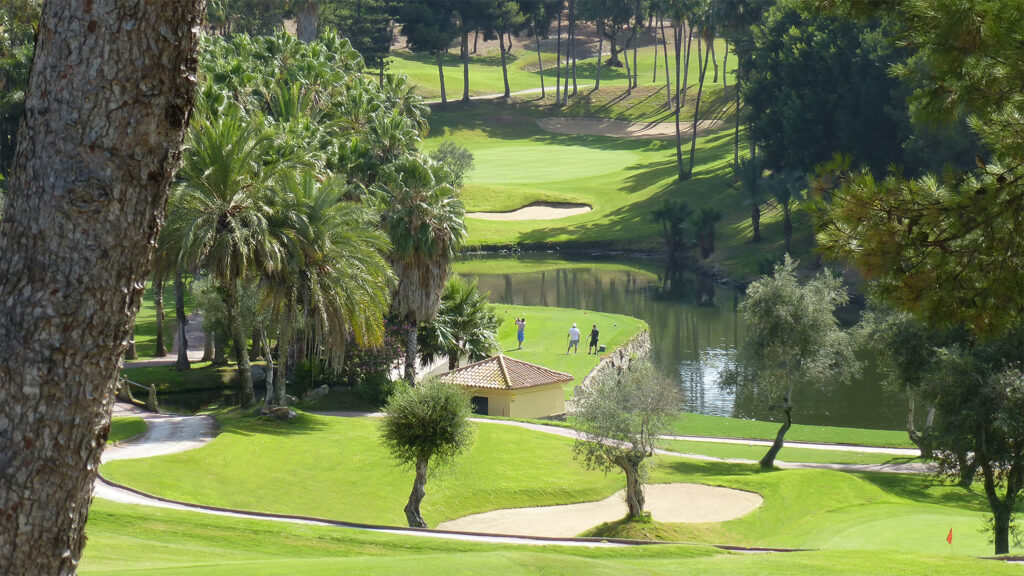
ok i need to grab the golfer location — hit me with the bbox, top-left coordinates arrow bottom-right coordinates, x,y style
567,323 -> 581,354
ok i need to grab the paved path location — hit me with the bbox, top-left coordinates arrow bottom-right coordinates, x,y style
123,312 -> 206,369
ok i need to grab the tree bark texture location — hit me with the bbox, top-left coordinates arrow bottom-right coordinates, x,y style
760,403 -> 792,469
621,458 -> 646,518
154,276 -> 168,356
295,1 -> 320,43
981,458 -> 1019,555
173,271 -> 190,371
0,2 -> 203,573
404,456 -> 429,528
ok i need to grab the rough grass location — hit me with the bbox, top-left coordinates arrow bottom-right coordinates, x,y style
107,417 -> 146,444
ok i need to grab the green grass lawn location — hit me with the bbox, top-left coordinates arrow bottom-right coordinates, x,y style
120,362 -> 243,394
99,411 -> 1011,557
454,254 -> 664,277
107,417 -> 146,444
668,413 -> 915,449
80,500 -> 1020,575
425,95 -> 813,282
391,40 -> 734,100
491,304 -> 647,397
659,438 -> 923,466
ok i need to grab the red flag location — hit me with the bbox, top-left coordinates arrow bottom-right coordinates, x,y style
946,528 -> 953,544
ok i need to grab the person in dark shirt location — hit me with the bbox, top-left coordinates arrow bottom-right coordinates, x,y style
588,324 -> 599,354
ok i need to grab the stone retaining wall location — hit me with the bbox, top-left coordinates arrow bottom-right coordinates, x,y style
578,330 -> 652,392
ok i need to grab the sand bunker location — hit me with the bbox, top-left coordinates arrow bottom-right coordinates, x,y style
437,483 -> 762,538
537,117 -> 724,140
467,202 -> 592,221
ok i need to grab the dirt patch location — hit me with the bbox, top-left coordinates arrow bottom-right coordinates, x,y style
437,483 -> 763,538
538,117 -> 723,140
467,202 -> 592,221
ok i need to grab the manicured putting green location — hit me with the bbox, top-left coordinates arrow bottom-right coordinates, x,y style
466,142 -> 642,185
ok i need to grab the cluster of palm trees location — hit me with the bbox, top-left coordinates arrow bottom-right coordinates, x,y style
155,31 -> 471,408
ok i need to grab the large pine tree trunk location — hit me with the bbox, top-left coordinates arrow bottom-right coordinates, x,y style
173,271 -> 190,371
295,1 -> 319,43
404,456 -> 429,528
0,2 -> 203,573
154,276 -> 168,356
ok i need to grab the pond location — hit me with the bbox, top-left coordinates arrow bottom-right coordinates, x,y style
456,253 -> 904,430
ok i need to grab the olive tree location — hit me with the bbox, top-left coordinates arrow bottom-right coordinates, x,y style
720,256 -> 860,469
379,379 -> 474,528
572,360 -> 680,519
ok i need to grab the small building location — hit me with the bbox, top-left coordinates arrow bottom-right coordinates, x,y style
436,355 -> 573,419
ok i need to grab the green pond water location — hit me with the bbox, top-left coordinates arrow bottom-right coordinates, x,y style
457,254 -> 904,430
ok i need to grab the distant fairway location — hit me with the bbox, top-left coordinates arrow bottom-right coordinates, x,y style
468,141 -> 641,185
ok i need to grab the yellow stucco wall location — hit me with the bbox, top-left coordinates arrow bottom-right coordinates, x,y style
464,383 -> 566,419
510,383 -> 566,419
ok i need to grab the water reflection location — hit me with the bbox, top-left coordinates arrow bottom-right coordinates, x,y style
459,254 -> 903,429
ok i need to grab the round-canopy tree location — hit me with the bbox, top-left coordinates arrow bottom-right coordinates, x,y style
379,379 -> 475,528
573,360 -> 681,519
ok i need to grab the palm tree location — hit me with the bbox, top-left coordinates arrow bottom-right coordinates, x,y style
419,276 -> 500,371
735,156 -> 765,242
161,100 -> 287,407
264,171 -> 394,406
375,156 -> 467,384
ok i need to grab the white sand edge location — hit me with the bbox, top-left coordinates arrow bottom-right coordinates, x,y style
467,202 -> 592,221
537,117 -> 724,139
437,482 -> 763,538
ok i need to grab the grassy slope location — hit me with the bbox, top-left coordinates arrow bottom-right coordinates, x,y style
392,41 -> 733,100
100,413 -> 1007,556
80,501 -> 1019,576
492,304 -> 647,397
107,417 -> 146,444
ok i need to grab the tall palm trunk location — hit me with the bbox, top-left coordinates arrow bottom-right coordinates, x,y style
273,310 -> 294,407
722,40 -> 729,88
0,2 -> 203,572
594,21 -> 604,90
555,8 -> 562,105
735,75 -> 741,166
535,34 -> 546,97
660,16 -> 671,109
201,330 -> 215,361
687,35 -> 712,176
154,276 -> 168,356
174,271 -> 190,371
224,279 -> 255,407
569,0 -> 577,95
674,22 -> 684,180
631,0 -> 641,89
499,32 -> 511,98
652,17 -> 659,83
623,34 -> 632,94
404,317 -> 418,384
681,24 -> 693,106
213,330 -> 228,365
295,1 -> 319,43
461,32 -> 470,102
259,327 -> 275,405
783,201 -> 793,255
436,53 -> 447,104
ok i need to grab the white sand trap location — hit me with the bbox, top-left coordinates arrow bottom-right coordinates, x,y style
467,202 -> 592,221
437,483 -> 762,538
537,117 -> 724,140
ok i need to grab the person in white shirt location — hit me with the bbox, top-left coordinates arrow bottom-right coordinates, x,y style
567,323 -> 581,354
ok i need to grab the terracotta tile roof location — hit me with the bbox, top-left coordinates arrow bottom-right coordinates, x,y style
437,355 -> 574,391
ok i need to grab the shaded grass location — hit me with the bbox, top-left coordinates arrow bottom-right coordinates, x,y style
120,362 -> 241,394
669,413 -> 914,449
108,417 -> 146,444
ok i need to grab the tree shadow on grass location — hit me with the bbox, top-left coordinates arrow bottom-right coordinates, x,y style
850,472 -> 996,513
217,410 -> 335,438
